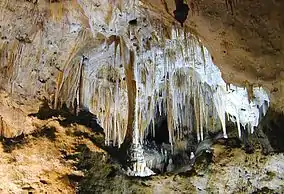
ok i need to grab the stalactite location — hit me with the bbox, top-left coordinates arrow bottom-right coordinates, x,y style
194,82 -> 200,142
54,29 -> 87,109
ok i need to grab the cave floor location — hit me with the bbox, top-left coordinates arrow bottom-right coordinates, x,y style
0,118 -> 283,194
0,119 -> 105,193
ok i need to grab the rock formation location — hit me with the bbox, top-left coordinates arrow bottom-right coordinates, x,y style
0,0 -> 283,193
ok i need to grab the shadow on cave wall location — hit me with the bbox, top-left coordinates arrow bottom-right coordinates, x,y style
0,126 -> 57,153
28,100 -> 103,132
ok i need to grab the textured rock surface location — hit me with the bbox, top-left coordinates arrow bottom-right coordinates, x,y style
0,91 -> 35,137
0,0 -> 103,138
0,119 -> 94,193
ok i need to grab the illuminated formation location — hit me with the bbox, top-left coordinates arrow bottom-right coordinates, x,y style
55,0 -> 269,176
79,29 -> 269,146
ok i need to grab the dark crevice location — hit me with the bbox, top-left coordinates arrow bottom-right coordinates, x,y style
173,0 -> 190,27
0,133 -> 26,153
31,126 -> 56,141
257,109 -> 284,153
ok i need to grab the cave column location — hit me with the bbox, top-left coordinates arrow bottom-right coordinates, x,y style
121,49 -> 136,150
119,36 -> 154,176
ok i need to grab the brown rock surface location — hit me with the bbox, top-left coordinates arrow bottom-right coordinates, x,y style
0,118 -> 105,193
0,91 -> 35,138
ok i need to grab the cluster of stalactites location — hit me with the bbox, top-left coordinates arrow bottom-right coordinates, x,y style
81,41 -> 129,147
132,33 -> 223,148
79,27 -> 269,149
131,27 -> 269,149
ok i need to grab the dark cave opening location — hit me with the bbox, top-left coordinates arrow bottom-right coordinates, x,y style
146,116 -> 169,145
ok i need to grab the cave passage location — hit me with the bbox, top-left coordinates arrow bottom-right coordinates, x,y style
147,117 -> 170,145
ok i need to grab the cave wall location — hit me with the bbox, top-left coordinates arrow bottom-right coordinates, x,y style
0,0 -> 91,136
